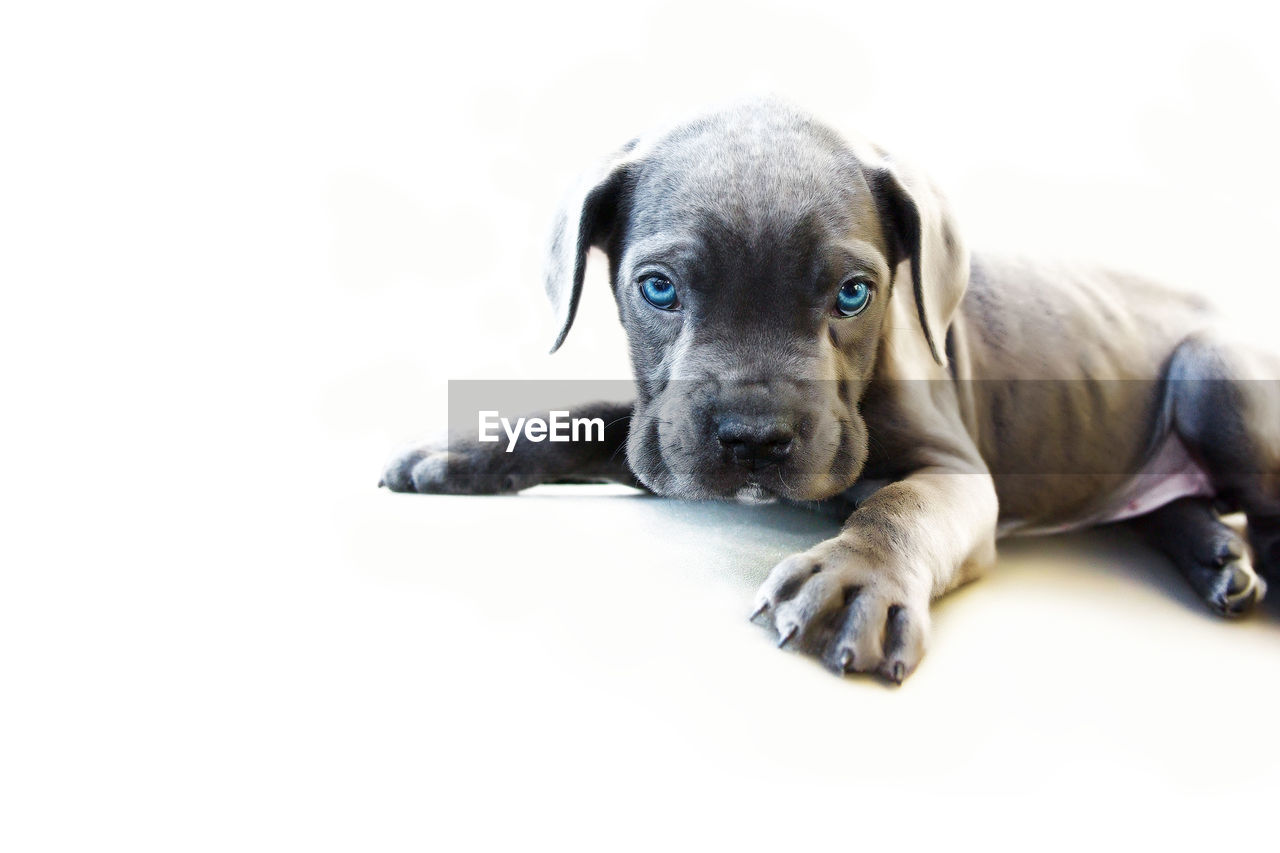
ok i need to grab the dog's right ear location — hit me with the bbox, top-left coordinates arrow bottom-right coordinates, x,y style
545,140 -> 640,353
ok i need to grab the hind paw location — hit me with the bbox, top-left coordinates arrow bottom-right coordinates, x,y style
1195,536 -> 1267,617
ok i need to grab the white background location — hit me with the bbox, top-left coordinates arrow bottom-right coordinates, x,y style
4,1 -> 1280,850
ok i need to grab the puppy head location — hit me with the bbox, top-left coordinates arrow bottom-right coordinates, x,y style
546,99 -> 967,502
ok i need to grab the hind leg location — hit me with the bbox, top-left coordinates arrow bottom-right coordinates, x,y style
1167,333 -> 1280,589
1128,497 -> 1266,616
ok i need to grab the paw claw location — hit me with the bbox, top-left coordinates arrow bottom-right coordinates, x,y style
749,601 -> 769,621
839,648 -> 855,673
1227,565 -> 1250,595
1209,559 -> 1265,617
777,624 -> 798,649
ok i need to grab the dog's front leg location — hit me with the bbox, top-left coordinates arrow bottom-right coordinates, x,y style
753,466 -> 998,682
381,401 -> 642,494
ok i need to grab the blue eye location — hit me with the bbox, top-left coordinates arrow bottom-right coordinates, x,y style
640,274 -> 679,310
834,278 -> 872,317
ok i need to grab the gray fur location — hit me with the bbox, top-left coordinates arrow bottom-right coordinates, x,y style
383,98 -> 1279,682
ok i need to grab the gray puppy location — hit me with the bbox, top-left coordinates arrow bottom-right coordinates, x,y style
383,98 -> 1276,683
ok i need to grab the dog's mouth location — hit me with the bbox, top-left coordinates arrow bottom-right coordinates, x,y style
642,448 -> 844,503
628,394 -> 865,503
733,482 -> 779,505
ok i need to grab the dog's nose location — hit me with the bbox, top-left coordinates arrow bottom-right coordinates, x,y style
715,414 -> 795,468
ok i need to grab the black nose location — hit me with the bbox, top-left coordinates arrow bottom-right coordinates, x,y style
715,414 -> 795,468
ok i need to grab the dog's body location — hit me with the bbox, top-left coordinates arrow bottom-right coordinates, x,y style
383,99 -> 1277,681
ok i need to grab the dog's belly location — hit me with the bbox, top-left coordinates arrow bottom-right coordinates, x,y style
998,433 -> 1215,537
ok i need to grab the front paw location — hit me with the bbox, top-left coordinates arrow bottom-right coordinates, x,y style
380,443 -> 523,494
751,539 -> 931,683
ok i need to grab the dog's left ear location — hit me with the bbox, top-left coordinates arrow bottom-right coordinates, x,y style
865,159 -> 969,367
545,139 -> 641,353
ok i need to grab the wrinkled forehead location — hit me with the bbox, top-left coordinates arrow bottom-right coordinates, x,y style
624,115 -> 883,247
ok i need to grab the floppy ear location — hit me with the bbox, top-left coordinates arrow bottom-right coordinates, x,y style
545,140 -> 641,353
865,158 -> 969,367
